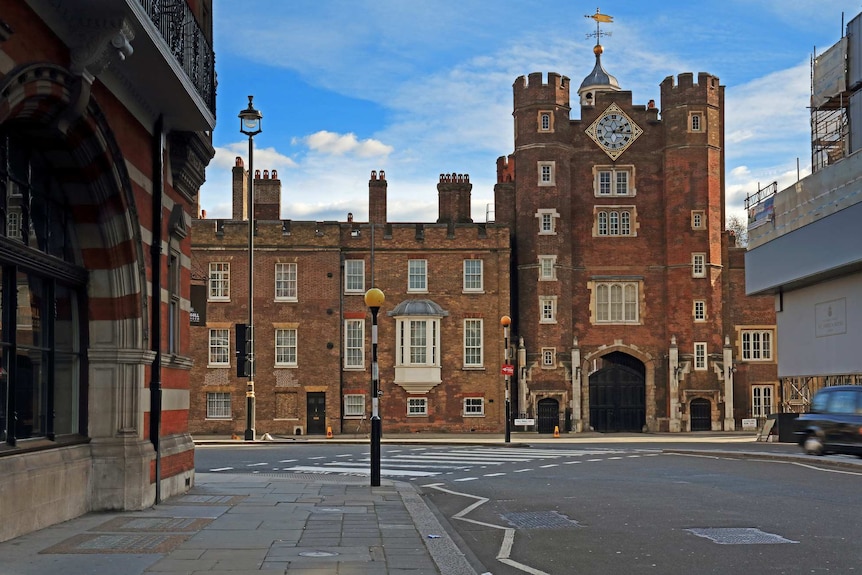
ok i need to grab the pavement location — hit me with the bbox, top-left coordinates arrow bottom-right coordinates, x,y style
3,431 -> 858,575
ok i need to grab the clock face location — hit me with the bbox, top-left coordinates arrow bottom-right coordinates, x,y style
586,103 -> 642,160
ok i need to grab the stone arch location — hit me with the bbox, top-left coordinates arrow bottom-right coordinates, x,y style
0,63 -> 147,351
582,342 -> 658,431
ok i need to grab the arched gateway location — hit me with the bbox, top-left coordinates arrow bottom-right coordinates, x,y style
588,352 -> 646,432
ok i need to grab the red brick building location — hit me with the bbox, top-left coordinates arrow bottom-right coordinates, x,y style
0,0 -> 214,542
188,35 -> 777,438
189,166 -> 511,436
494,42 -> 777,433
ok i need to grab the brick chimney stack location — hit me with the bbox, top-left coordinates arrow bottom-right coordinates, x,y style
232,156 -> 248,220
437,173 -> 473,224
369,170 -> 387,224
253,169 -> 281,220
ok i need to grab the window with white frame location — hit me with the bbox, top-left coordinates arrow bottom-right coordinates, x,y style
463,259 -> 483,292
7,210 -> 21,240
752,385 -> 773,418
408,397 -> 428,416
206,392 -> 231,419
694,342 -> 707,370
690,112 -> 702,132
275,328 -> 298,366
694,300 -> 706,322
691,210 -> 705,230
542,348 -> 555,367
596,208 -> 633,236
464,319 -> 483,367
539,255 -> 556,280
208,329 -> 230,365
396,318 -> 439,366
208,262 -> 230,301
692,253 -> 706,277
463,397 -> 484,416
595,281 -> 639,323
408,259 -> 427,292
536,208 -> 558,235
538,161 -> 555,186
344,319 -> 364,368
539,296 -> 556,323
741,330 -> 773,361
275,262 -> 297,301
345,259 -> 365,293
595,166 -> 634,196
344,394 -> 365,417
538,111 -> 553,132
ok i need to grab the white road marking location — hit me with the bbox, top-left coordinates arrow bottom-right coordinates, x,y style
209,467 -> 233,472
284,465 -> 438,477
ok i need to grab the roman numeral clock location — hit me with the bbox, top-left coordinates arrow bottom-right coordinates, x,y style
585,103 -> 643,160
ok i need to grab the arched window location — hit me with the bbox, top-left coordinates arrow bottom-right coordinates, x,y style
0,129 -> 85,446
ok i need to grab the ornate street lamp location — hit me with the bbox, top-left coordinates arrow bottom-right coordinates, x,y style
501,315 -> 512,443
364,287 -> 385,486
239,96 -> 262,441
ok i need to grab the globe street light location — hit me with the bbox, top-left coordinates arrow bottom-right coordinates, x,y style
364,287 -> 385,486
501,315 -> 512,443
239,96 -> 262,441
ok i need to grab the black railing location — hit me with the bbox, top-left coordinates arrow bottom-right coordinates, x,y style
139,0 -> 216,116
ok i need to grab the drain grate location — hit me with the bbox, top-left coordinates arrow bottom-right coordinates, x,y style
162,494 -> 245,506
40,532 -> 189,554
686,528 -> 798,545
501,511 -> 580,529
91,517 -> 213,532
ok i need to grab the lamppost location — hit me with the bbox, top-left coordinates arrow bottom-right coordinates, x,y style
364,287 -> 385,486
239,95 -> 262,441
501,315 -> 511,443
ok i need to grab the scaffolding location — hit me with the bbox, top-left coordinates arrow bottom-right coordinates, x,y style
811,36 -> 850,173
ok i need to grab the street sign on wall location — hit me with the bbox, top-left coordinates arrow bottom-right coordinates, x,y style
501,364 -> 514,376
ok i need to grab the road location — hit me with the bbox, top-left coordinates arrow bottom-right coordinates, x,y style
194,441 -> 862,574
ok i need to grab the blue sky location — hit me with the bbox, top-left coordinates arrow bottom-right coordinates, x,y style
200,0 -> 861,224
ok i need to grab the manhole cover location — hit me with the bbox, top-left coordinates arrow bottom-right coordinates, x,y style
686,528 -> 798,545
501,511 -> 580,529
299,550 -> 339,557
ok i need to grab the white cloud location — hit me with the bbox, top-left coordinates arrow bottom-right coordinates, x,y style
301,131 -> 393,158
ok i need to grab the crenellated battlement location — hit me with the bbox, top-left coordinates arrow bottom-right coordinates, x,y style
496,155 -> 515,184
660,72 -> 722,107
513,72 -> 571,109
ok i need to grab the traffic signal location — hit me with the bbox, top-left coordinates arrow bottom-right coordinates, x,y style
236,323 -> 248,377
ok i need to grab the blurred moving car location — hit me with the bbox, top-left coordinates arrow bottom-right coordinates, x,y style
795,385 -> 862,457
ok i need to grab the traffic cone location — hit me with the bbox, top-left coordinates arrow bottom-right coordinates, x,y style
326,426 -> 333,439
554,425 -> 560,438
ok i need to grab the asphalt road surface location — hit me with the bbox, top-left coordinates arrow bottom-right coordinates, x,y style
195,442 -> 862,574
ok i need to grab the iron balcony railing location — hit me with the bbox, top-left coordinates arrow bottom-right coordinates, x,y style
138,0 -> 216,116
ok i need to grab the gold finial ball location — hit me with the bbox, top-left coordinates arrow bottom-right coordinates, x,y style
594,44 -> 604,56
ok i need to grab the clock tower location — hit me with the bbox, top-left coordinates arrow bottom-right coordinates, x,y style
495,10 -> 748,434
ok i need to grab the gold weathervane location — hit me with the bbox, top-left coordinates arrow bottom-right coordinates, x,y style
585,8 -> 613,42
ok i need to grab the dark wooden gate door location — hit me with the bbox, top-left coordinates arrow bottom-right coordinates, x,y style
689,398 -> 711,431
537,398 -> 559,433
589,364 -> 645,432
306,392 -> 326,435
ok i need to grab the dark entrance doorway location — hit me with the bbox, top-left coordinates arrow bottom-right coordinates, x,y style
537,398 -> 560,433
306,392 -> 326,435
589,352 -> 645,432
689,398 -> 712,431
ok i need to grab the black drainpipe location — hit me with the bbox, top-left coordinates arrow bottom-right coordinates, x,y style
150,116 -> 164,504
